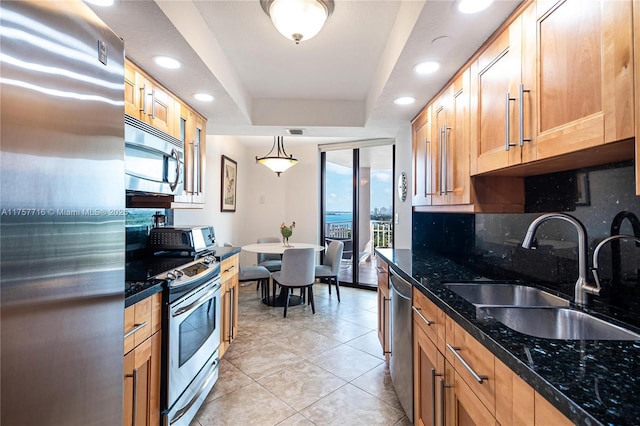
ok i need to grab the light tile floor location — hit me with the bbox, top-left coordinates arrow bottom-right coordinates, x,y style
191,282 -> 411,426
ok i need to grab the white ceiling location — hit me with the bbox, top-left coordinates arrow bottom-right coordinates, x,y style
89,0 -> 522,147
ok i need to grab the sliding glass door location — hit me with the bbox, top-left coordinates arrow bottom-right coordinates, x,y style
321,142 -> 394,288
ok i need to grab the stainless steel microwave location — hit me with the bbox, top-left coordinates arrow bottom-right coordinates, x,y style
124,114 -> 184,196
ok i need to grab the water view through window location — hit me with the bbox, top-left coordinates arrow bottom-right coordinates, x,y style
323,145 -> 393,287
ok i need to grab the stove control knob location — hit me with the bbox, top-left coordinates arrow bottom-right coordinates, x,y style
174,269 -> 184,278
203,256 -> 214,264
167,271 -> 177,280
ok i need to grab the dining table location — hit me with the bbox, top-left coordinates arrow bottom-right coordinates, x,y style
241,242 -> 325,307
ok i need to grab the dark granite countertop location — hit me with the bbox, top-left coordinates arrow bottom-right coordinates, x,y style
124,246 -> 241,306
125,280 -> 163,308
376,248 -> 640,426
213,246 -> 241,261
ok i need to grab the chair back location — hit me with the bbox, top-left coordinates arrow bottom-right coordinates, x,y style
257,236 -> 281,263
324,240 -> 344,275
278,248 -> 315,286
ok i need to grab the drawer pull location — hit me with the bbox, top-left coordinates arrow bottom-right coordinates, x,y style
447,343 -> 488,383
412,306 -> 433,326
124,321 -> 148,339
224,265 -> 236,274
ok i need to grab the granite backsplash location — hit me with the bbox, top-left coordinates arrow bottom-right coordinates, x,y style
412,161 -> 640,326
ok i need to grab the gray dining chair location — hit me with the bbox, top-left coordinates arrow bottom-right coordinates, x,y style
257,236 -> 282,272
315,240 -> 344,302
224,242 -> 270,297
272,248 -> 315,317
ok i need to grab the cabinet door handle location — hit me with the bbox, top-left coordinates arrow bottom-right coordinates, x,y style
440,377 -> 449,426
139,85 -> 146,115
443,125 -> 451,194
150,88 -> 156,119
505,92 -> 517,151
431,368 -> 443,426
424,138 -> 431,196
124,321 -> 148,339
382,297 -> 391,355
412,306 -> 433,326
126,368 -> 139,426
230,285 -> 235,341
447,344 -> 489,383
519,83 -> 531,147
438,127 -> 445,194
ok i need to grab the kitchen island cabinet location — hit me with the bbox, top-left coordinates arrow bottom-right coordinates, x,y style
123,291 -> 162,426
378,248 -> 640,426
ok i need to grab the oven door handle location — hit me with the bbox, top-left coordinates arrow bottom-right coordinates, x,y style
172,285 -> 219,317
169,357 -> 219,425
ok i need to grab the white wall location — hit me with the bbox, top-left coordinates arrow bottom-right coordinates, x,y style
175,127 -> 413,263
394,125 -> 413,249
173,134 -> 249,249
175,137 -> 320,266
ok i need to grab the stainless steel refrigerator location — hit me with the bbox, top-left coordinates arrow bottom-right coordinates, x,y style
1,2 -> 126,424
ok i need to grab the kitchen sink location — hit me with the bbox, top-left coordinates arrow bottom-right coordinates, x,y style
476,306 -> 640,341
443,283 -> 570,307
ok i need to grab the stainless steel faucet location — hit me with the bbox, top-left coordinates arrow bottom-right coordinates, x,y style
591,234 -> 640,288
521,212 -> 600,306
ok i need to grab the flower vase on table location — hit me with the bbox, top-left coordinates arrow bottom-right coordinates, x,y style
280,221 -> 295,247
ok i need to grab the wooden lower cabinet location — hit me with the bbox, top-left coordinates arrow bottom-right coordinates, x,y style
377,258 -> 390,360
123,293 -> 162,426
414,323 -> 446,426
451,368 -> 496,426
413,288 -> 574,426
220,254 -> 239,358
123,332 -> 161,426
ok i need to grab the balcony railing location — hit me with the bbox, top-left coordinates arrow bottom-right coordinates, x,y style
324,220 -> 393,249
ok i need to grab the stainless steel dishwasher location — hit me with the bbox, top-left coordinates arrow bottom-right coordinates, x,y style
389,269 -> 413,422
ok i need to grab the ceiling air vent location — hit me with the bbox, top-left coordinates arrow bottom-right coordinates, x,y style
286,128 -> 304,136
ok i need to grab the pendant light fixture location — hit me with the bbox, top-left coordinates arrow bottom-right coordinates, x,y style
260,0 -> 334,44
256,136 -> 299,176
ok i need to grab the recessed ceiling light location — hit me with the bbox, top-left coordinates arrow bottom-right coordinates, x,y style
394,97 -> 415,105
154,56 -> 181,69
84,0 -> 114,6
414,61 -> 440,75
458,0 -> 493,14
194,93 -> 214,102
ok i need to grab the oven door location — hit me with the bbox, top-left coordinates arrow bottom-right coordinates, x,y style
168,276 -> 221,406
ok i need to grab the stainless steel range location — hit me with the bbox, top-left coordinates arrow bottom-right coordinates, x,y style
125,226 -> 221,426
158,255 -> 221,426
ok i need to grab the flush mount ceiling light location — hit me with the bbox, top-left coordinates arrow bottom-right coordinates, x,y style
256,136 -> 299,176
414,61 -> 440,75
457,0 -> 493,14
154,56 -> 180,69
394,96 -> 415,105
260,0 -> 335,44
194,93 -> 214,102
83,0 -> 114,6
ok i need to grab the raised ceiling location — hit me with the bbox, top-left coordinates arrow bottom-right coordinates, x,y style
90,0 -> 522,146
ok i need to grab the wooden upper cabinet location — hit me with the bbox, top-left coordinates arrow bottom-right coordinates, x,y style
527,0 -> 634,160
412,69 -> 471,207
435,69 -> 471,206
173,104 -> 207,206
635,0 -> 640,196
471,11 -> 526,175
412,105 -> 433,206
124,60 -> 180,139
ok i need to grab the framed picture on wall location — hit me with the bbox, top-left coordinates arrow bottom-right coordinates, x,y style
221,155 -> 237,212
